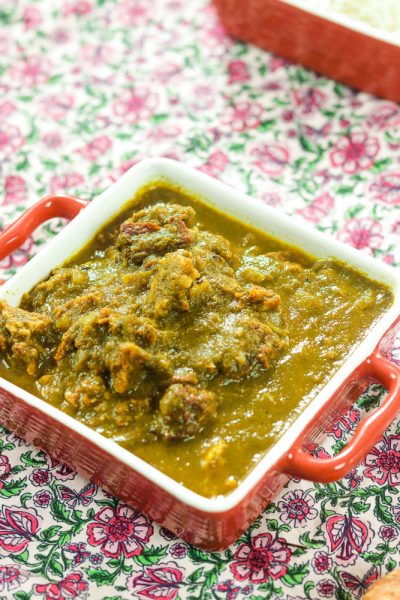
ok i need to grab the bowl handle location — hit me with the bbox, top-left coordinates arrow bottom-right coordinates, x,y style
283,353 -> 400,483
0,194 -> 88,262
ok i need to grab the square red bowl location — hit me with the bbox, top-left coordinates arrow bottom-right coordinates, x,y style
0,158 -> 400,550
213,0 -> 400,102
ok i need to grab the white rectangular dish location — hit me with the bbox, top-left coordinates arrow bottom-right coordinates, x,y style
0,158 -> 399,549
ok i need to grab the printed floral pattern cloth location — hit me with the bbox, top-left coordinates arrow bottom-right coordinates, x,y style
0,0 -> 400,598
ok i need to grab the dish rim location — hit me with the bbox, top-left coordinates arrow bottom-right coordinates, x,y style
0,157 -> 399,513
280,0 -> 400,47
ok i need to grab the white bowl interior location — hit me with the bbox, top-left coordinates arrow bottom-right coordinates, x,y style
0,157 -> 399,513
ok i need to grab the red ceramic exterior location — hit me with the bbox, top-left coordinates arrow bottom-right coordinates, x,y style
0,194 -> 88,262
0,383 -> 288,550
213,0 -> 400,102
284,350 -> 400,482
0,195 -> 399,549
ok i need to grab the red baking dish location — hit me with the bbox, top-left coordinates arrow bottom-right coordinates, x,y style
213,0 -> 400,102
0,158 -> 399,550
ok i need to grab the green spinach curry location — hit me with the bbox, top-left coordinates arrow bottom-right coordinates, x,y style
0,185 -> 393,496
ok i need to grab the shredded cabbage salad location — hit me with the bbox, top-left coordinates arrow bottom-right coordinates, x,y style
303,0 -> 400,34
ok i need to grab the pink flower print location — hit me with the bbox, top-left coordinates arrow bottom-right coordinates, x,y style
317,579 -> 336,598
119,158 -> 141,176
49,459 -> 75,481
0,564 -> 29,593
65,543 -> 90,566
40,95 -> 74,121
314,446 -> 330,460
265,83 -> 282,92
0,124 -> 24,160
42,132 -> 63,149
170,543 -> 187,559
153,62 -> 182,84
63,1 -> 92,16
383,254 -> 395,265
330,131 -> 379,174
221,101 -> 263,132
242,584 -> 253,595
81,44 -> 113,66
270,55 -> 291,71
283,110 -> 294,122
0,506 -> 40,554
392,221 -> 400,235
0,101 -> 15,119
105,158 -> 141,185
345,469 -> 362,490
34,572 -> 88,599
324,514 -> 370,565
0,35 -> 10,57
4,175 -> 27,205
370,172 -> 400,205
0,237 -> 33,270
266,83 -> 283,93
49,172 -> 84,195
337,218 -> 383,255
200,21 -> 229,49
113,88 -> 158,123
216,580 -> 241,600
230,533 -> 291,583
23,6 -> 42,30
167,0 -> 183,8
293,87 -> 327,114
312,551 -> 332,574
379,525 -> 398,541
118,0 -> 149,26
33,491 -> 52,508
0,455 -> 10,479
367,103 -> 400,130
87,504 -> 153,558
328,409 -> 359,439
261,191 -> 282,207
78,135 -> 112,161
251,144 -> 290,177
315,167 -> 334,184
51,28 -> 71,44
303,122 -> 332,139
228,60 -> 250,84
30,469 -> 52,487
306,443 -> 331,460
147,125 -> 182,142
90,553 -> 103,564
191,84 -> 215,111
364,435 -> 400,486
128,562 -> 184,600
10,56 -> 51,87
278,489 -> 317,527
296,192 -> 334,224
199,150 -> 228,177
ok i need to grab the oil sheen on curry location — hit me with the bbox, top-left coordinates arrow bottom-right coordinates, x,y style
0,185 -> 393,497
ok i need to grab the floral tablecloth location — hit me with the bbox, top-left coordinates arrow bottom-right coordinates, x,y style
0,1 -> 400,598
